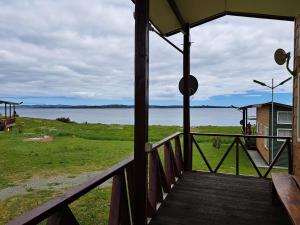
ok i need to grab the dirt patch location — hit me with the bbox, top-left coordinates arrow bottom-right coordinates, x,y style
0,170 -> 111,200
23,136 -> 54,143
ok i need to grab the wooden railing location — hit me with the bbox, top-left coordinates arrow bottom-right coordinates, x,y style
5,131 -> 293,224
191,133 -> 293,178
6,132 -> 183,225
146,132 -> 183,218
1,117 -> 16,128
6,157 -> 135,225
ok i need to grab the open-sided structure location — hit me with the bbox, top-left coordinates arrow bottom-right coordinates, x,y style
6,1 -> 300,225
0,100 -> 19,131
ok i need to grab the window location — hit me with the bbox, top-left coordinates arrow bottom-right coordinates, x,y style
277,111 -> 292,124
277,129 -> 292,142
264,127 -> 269,149
257,122 -> 264,134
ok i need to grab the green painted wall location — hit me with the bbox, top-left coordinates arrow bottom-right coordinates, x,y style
268,105 -> 292,167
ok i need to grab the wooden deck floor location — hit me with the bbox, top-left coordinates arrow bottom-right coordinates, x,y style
149,171 -> 291,225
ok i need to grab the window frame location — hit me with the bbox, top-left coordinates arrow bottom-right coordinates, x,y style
277,128 -> 292,142
277,111 -> 292,125
264,127 -> 269,150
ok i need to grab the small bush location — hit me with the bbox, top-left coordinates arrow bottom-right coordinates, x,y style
56,117 -> 72,123
212,137 -> 222,149
16,125 -> 24,133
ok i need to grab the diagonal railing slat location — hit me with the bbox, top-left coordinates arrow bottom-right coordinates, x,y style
191,136 -> 213,172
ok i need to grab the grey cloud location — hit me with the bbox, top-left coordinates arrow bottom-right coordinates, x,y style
0,1 -> 294,103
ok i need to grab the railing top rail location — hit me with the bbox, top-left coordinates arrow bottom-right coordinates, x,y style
190,132 -> 291,140
150,132 -> 182,151
7,157 -> 134,225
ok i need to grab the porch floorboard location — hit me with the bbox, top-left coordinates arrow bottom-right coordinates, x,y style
149,171 -> 291,225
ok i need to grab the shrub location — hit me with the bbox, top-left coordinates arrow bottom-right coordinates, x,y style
212,137 -> 222,149
56,117 -> 72,123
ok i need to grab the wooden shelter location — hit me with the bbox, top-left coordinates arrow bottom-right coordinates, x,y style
0,100 -> 19,130
6,1 -> 300,225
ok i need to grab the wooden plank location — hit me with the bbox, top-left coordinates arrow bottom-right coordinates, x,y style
156,151 -> 171,193
47,206 -> 79,225
174,136 -> 183,173
150,172 -> 291,225
264,141 -> 288,178
108,171 -> 130,225
192,137 -> 213,172
272,174 -> 300,225
164,142 -> 176,185
214,138 -> 236,173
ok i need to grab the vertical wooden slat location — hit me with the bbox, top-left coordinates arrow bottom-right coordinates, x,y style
47,206 -> 79,225
147,151 -> 158,217
108,171 -> 131,225
164,142 -> 175,185
126,163 -> 135,223
174,136 -> 183,173
287,138 -> 293,174
169,141 -> 181,177
156,150 -> 171,193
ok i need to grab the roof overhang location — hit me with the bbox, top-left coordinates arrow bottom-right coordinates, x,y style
136,0 -> 300,36
0,100 -> 19,105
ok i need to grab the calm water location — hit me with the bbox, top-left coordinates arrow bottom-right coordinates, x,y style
9,108 -> 255,126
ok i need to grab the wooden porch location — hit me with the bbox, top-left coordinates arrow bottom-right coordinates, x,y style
149,171 -> 290,225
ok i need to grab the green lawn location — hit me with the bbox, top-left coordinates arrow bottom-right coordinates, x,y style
0,117 -> 286,224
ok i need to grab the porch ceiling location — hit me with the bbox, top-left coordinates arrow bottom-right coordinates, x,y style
147,0 -> 300,36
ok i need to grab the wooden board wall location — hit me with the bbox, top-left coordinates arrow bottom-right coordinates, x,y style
293,15 -> 300,175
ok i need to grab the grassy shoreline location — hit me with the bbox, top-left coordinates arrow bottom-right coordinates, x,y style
2,117 -> 283,224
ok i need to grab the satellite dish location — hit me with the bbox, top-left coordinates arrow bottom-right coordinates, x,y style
274,48 -> 287,65
179,75 -> 198,96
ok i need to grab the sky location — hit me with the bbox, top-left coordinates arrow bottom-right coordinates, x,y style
0,0 -> 295,107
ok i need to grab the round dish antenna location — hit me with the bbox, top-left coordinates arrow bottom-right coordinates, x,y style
274,48 -> 287,65
179,75 -> 198,96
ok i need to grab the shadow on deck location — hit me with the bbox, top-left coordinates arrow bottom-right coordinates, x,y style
149,171 -> 291,225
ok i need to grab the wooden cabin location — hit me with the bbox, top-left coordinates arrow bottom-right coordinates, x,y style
6,1 -> 300,225
256,102 -> 292,165
0,100 -> 19,131
241,102 -> 293,166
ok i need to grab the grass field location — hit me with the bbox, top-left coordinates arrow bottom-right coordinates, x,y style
0,117 -> 286,224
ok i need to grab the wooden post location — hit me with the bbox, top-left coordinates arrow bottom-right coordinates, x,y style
236,138 -> 239,176
183,24 -> 192,171
287,138 -> 293,174
9,104 -> 11,118
242,109 -> 246,134
134,0 -> 149,224
4,104 -> 7,118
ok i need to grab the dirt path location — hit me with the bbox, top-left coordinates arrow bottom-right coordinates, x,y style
0,171 -> 112,201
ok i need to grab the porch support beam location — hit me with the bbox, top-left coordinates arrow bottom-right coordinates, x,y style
183,24 -> 192,171
134,0 -> 149,224
167,0 -> 185,30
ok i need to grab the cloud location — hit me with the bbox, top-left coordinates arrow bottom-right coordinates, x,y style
0,1 -> 295,104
